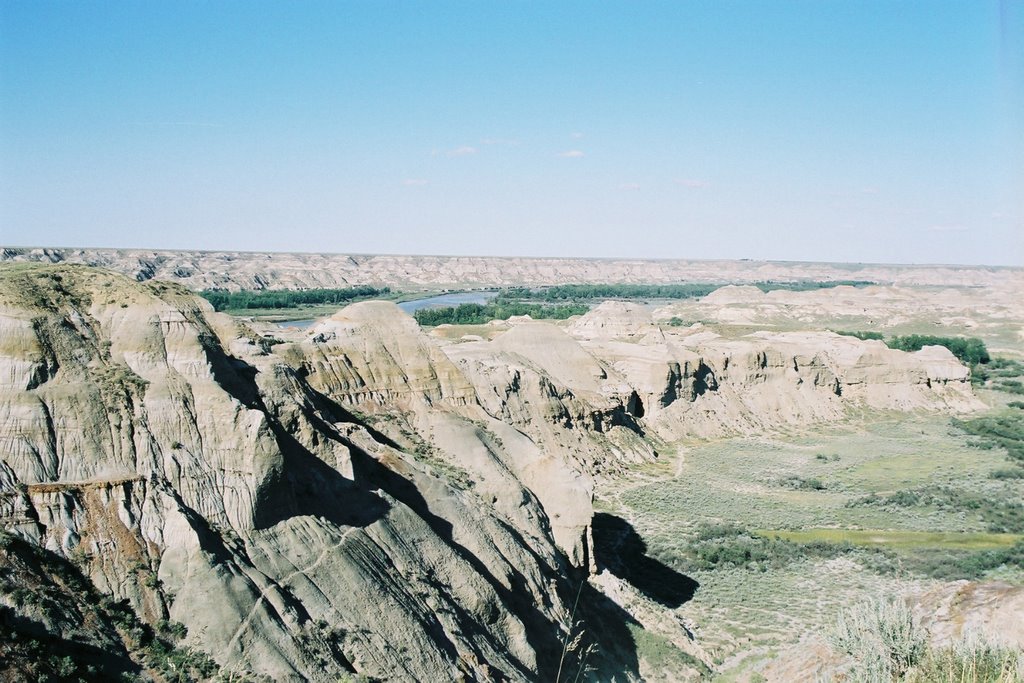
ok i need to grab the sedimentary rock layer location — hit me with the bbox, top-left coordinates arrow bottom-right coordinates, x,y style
3,246 -> 1020,290
0,264 -> 986,681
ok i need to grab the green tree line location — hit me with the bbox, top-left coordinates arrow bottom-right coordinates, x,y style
493,280 -> 875,303
495,284 -> 720,302
886,334 -> 990,365
414,302 -> 589,326
751,279 -> 874,292
199,286 -> 390,312
834,331 -> 991,367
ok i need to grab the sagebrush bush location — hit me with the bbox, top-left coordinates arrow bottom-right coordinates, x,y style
831,599 -> 1024,682
830,598 -> 926,681
907,637 -> 1022,683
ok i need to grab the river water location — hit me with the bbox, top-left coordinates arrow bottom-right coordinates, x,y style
273,291 -> 497,329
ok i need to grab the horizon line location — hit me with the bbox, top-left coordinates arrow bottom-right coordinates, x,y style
2,244 -> 1021,271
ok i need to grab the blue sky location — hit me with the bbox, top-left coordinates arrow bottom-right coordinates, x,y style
1,1 -> 1021,265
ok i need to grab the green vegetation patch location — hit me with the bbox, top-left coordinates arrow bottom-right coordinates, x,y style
953,409 -> 1024,469
902,541 -> 1024,581
627,624 -> 711,678
778,475 -> 826,491
758,528 -> 1022,551
496,283 -> 718,301
199,286 -> 391,312
492,280 -> 875,304
973,357 -> 1024,395
759,529 -> 1024,581
752,279 -> 875,292
886,334 -> 990,365
848,486 -> 1024,534
663,523 -> 858,573
414,301 -> 589,326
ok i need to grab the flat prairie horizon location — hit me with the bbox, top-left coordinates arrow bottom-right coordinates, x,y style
2,245 -> 1022,270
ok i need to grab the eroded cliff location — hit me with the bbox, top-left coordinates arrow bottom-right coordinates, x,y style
0,265 -> 605,681
0,265 -> 989,681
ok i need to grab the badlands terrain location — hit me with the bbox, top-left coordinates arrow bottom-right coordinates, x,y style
2,246 -> 1019,290
0,252 -> 1023,681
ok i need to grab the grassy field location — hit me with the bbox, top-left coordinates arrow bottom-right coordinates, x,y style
758,528 -> 1022,550
611,416 -> 1015,535
595,408 -> 1024,679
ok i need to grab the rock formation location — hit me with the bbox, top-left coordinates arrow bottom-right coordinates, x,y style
0,264 -> 991,681
0,265 -> 603,681
3,246 -> 1022,290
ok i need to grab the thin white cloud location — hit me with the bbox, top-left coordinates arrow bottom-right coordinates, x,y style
445,145 -> 477,157
558,150 -> 585,158
861,186 -> 880,195
618,182 -> 641,191
480,137 -> 520,146
402,179 -> 429,186
674,178 -> 709,189
570,132 -> 584,139
926,224 -> 971,232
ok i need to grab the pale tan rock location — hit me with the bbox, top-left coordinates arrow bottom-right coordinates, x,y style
910,581 -> 1024,648
0,265 -> 589,681
0,262 -> 1003,682
4,246 -> 1021,290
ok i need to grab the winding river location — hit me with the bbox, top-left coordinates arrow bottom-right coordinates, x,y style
274,291 -> 497,329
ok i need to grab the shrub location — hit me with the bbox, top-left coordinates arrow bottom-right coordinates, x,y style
676,523 -> 854,572
953,413 -> 1024,465
829,598 -> 927,681
779,476 -> 826,491
831,600 -> 1023,682
157,620 -> 188,640
847,486 -> 1024,533
52,655 -> 77,677
835,330 -> 884,341
905,541 -> 1024,581
908,638 -> 1022,682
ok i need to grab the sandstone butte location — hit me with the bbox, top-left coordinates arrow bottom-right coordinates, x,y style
0,262 -> 1009,681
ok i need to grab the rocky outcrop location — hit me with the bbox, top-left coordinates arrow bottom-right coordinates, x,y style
0,264 -> 994,681
910,581 -> 1024,648
0,265 -> 599,681
559,303 -> 984,440
656,282 -> 1024,355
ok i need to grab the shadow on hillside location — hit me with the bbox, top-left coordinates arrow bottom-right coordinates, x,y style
203,340 -> 645,679
201,342 -> 391,530
572,576 -> 643,682
0,535 -> 145,681
592,513 -> 698,608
